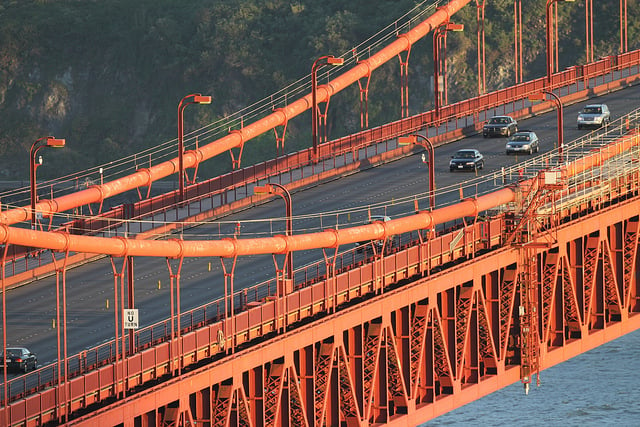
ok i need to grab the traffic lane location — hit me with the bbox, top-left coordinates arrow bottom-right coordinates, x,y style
0,101 -> 629,368
432,86 -> 640,182
3,85 -> 639,369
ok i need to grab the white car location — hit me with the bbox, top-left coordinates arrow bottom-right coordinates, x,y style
577,104 -> 610,129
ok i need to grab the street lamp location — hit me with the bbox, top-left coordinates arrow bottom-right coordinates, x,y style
398,135 -> 436,211
620,0 -> 628,53
311,55 -> 344,162
254,183 -> 293,280
433,22 -> 464,118
545,0 -> 575,84
529,91 -> 564,161
514,0 -> 523,84
178,93 -> 211,201
30,136 -> 65,229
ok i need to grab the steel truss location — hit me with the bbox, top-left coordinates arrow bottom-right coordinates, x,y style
65,194 -> 640,426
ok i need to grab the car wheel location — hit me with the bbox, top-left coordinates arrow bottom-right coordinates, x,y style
535,145 -> 539,153
23,363 -> 28,373
528,148 -> 532,155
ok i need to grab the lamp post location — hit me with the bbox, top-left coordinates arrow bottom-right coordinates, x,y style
254,183 -> 293,280
311,55 -> 344,162
398,135 -> 436,211
178,93 -> 211,201
476,1 -> 487,94
30,136 -> 65,230
529,91 -> 564,161
545,0 -> 575,84
514,0 -> 523,83
620,0 -> 628,53
433,22 -> 464,118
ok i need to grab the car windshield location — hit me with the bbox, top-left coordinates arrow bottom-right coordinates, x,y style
490,117 -> 508,124
583,106 -> 602,114
511,135 -> 530,141
456,151 -> 476,159
5,349 -> 23,357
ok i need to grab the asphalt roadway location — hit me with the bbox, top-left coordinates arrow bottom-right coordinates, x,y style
2,83 -> 639,377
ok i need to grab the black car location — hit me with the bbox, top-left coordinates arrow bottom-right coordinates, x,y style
505,130 -> 539,155
1,347 -> 37,373
483,115 -> 518,137
449,149 -> 484,171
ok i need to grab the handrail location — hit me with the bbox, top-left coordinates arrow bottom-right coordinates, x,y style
0,0 -> 474,227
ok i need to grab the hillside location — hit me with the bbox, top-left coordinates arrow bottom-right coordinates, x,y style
0,0 -> 636,181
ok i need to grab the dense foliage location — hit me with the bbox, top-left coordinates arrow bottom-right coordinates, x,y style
0,0 -> 637,180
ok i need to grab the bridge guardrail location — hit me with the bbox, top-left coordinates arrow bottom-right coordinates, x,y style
4,50 -> 640,286
2,118 -> 640,420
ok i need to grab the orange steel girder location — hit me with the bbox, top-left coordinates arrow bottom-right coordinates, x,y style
28,197 -> 640,425
5,133 -> 640,425
2,129 -> 638,258
160,395 -> 196,427
560,254 -> 582,339
398,42 -> 411,118
273,108 -> 289,157
0,1 -> 474,227
498,264 -> 518,362
357,62 -> 371,129
623,217 -> 639,310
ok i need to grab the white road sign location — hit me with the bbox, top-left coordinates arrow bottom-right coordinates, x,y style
123,309 -> 139,329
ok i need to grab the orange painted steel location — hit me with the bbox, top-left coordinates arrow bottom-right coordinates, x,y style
1,131 -> 638,257
11,188 -> 640,426
0,189 -> 512,256
1,128 -> 639,425
1,49 -> 633,251
0,0 -> 472,227
0,47 -> 637,279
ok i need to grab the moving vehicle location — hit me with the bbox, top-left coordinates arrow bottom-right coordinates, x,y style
577,104 -> 610,129
483,115 -> 518,137
505,130 -> 539,155
450,149 -> 484,171
0,347 -> 37,373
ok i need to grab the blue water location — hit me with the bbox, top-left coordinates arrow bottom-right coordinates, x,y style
425,329 -> 640,426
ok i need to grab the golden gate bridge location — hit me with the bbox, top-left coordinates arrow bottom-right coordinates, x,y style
1,0 -> 639,425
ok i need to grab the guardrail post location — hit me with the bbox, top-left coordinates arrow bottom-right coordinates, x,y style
220,255 -> 238,355
166,256 -> 184,376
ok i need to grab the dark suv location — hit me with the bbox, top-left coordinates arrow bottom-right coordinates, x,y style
483,115 -> 518,138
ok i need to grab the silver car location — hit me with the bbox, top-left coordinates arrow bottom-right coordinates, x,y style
577,104 -> 610,129
506,131 -> 539,155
